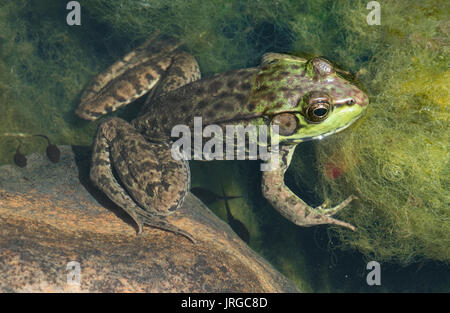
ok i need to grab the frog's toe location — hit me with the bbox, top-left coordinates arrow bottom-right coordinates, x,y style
327,217 -> 357,231
307,195 -> 357,230
134,218 -> 144,235
296,207 -> 357,231
317,195 -> 358,217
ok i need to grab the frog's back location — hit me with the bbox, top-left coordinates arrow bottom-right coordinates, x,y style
133,68 -> 261,138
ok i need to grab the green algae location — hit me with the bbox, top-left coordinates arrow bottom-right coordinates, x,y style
0,0 -> 448,290
308,1 -> 450,265
0,0 -> 113,164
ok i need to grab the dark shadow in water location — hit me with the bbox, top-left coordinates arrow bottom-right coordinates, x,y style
191,184 -> 250,244
191,186 -> 241,205
71,145 -> 137,231
221,184 -> 250,244
247,21 -> 293,59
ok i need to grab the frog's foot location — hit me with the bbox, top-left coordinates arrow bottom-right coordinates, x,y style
262,145 -> 357,231
90,117 -> 194,242
314,195 -> 358,216
263,185 -> 357,231
307,196 -> 358,231
76,33 -> 200,121
134,210 -> 196,243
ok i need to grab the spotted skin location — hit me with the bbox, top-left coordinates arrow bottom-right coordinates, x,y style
133,68 -> 261,139
77,36 -> 369,239
90,118 -> 194,242
76,37 -> 182,120
262,145 -> 357,230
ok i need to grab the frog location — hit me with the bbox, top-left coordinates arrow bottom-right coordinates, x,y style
76,35 -> 369,242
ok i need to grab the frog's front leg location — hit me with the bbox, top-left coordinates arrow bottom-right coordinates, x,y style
90,117 -> 194,242
261,145 -> 357,231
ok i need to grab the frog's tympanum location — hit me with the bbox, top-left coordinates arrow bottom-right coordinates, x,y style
76,37 -> 368,241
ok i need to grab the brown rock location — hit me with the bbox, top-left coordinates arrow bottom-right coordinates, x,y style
0,146 -> 298,292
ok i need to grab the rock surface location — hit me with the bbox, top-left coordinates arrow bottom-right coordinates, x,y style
0,146 -> 298,292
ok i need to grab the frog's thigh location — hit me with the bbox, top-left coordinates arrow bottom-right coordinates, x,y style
147,51 -> 201,99
90,118 -> 191,238
112,140 -> 189,216
105,122 -> 190,215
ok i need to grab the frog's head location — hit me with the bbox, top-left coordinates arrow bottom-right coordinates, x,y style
257,56 -> 369,144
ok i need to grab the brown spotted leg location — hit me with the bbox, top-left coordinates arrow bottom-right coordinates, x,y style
90,117 -> 194,242
261,145 -> 357,231
76,35 -> 186,121
138,50 -> 201,113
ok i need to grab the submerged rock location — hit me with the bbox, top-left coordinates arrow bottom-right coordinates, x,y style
0,145 -> 298,292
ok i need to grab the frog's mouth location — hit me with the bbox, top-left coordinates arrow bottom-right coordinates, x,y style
283,114 -> 363,144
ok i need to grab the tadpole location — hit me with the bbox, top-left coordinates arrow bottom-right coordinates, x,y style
34,134 -> 60,163
13,139 -> 27,168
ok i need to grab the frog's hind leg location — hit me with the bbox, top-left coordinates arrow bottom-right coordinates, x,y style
141,51 -> 201,111
90,117 -> 194,242
152,51 -> 201,96
76,34 -> 184,121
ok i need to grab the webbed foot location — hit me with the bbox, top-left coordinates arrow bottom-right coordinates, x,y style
310,195 -> 358,231
134,209 -> 196,243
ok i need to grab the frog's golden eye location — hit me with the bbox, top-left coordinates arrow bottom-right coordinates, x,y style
304,93 -> 333,123
271,113 -> 298,136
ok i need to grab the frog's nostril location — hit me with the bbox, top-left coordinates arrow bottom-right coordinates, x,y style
347,99 -> 355,105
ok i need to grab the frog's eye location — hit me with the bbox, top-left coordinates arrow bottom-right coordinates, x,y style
304,93 -> 333,123
271,113 -> 298,136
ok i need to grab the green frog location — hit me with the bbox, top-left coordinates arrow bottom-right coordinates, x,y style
76,36 -> 368,242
